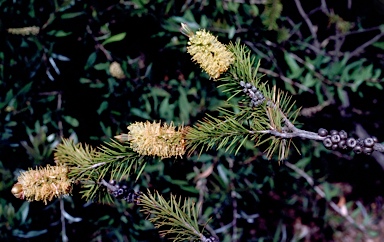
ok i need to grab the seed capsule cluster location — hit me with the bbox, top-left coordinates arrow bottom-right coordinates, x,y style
204,236 -> 219,242
108,180 -> 141,203
240,81 -> 265,107
318,128 -> 377,155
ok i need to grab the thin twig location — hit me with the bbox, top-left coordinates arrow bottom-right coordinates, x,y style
57,87 -> 67,242
293,0 -> 320,48
258,67 -> 314,93
332,35 -> 345,60
57,92 -> 64,138
300,99 -> 332,117
324,26 -> 382,42
224,0 -> 267,3
228,158 -> 239,242
347,30 -> 384,61
256,128 -> 323,140
76,162 -> 107,178
86,25 -> 113,61
296,40 -> 325,56
320,0 -> 330,15
100,179 -> 117,192
89,162 -> 107,169
38,91 -> 60,95
60,198 -> 69,242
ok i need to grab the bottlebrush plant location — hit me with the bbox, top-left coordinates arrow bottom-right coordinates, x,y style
11,23 -> 383,242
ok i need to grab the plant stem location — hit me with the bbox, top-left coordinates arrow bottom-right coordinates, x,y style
60,198 -> 68,242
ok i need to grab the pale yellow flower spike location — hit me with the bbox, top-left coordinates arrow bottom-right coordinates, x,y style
109,61 -> 125,79
7,26 -> 40,36
182,23 -> 234,79
11,165 -> 72,205
125,121 -> 186,159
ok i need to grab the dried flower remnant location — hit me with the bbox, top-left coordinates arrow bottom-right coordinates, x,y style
109,61 -> 125,79
181,23 -> 234,79
11,165 -> 72,204
117,121 -> 186,159
7,26 -> 40,35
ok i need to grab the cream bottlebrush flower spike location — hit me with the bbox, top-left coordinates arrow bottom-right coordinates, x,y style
11,165 -> 72,204
109,61 -> 125,79
7,26 -> 40,35
115,121 -> 186,159
181,23 -> 234,79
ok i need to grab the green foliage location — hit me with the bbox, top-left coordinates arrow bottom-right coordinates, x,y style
21,121 -> 59,164
186,114 -> 251,156
0,200 -> 48,240
55,139 -> 147,202
220,42 -> 263,98
139,190 -> 206,242
262,87 -> 301,159
261,0 -> 283,30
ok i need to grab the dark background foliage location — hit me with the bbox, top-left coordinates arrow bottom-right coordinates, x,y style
1,0 -> 384,241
